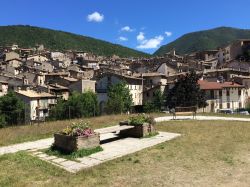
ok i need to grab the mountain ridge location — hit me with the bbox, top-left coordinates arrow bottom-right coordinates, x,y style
0,25 -> 149,57
154,27 -> 250,55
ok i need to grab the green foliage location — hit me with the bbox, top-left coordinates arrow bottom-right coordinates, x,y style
66,91 -> 99,118
0,115 -> 6,128
143,132 -> 159,138
49,98 -> 65,120
155,27 -> 250,55
50,91 -> 98,120
61,121 -> 95,137
143,101 -> 156,113
129,114 -> 156,126
144,90 -> 164,113
0,92 -> 25,126
106,82 -> 133,114
45,146 -> 103,160
166,71 -> 208,109
0,25 -> 149,58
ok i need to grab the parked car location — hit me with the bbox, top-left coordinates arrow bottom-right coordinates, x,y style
217,109 -> 234,114
234,108 -> 250,115
239,111 -> 249,115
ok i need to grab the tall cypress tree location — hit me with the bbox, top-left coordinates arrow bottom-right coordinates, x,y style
166,71 -> 207,109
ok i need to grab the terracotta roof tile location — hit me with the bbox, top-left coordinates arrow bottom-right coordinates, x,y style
198,80 -> 244,90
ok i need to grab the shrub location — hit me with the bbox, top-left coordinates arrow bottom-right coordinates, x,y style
61,121 -> 95,137
129,114 -> 156,126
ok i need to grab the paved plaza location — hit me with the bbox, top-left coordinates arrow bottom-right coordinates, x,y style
29,131 -> 180,173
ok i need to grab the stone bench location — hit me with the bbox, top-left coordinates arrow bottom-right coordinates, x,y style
171,106 -> 197,120
94,125 -> 134,134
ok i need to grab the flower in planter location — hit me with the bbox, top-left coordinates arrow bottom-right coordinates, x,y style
61,121 -> 95,137
128,114 -> 156,126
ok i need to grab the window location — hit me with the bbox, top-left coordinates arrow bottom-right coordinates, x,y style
227,102 -> 230,108
219,90 -> 222,97
239,102 -> 242,108
226,90 -> 230,96
210,90 -> 214,99
238,90 -> 241,96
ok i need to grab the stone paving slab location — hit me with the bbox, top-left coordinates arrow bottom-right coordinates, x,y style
28,131 -> 180,173
0,138 -> 53,156
37,153 -> 48,158
95,125 -> 134,134
43,156 -> 57,161
52,158 -> 67,164
60,160 -> 79,167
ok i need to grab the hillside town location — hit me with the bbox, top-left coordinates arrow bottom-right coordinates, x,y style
0,39 -> 250,123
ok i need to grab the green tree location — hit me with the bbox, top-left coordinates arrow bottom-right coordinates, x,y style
106,82 -> 133,114
0,91 -> 25,125
143,101 -> 155,113
166,71 -> 208,109
143,89 -> 164,113
50,91 -> 98,120
49,98 -> 67,120
152,89 -> 164,111
0,115 -> 6,128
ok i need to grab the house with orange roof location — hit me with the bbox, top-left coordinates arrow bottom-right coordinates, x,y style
198,80 -> 247,112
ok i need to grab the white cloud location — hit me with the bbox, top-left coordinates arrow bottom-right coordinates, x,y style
118,36 -> 128,41
121,26 -> 133,32
165,31 -> 172,37
87,12 -> 104,22
137,35 -> 164,49
137,32 -> 145,41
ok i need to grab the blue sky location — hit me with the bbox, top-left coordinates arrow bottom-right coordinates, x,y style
0,0 -> 250,54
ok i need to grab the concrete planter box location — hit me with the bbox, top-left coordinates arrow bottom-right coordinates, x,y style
54,133 -> 100,153
119,122 -> 156,138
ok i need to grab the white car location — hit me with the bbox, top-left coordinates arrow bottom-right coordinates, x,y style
239,111 -> 250,115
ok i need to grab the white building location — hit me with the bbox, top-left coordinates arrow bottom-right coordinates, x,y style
198,80 -> 247,112
0,81 -> 8,97
27,55 -> 48,62
15,90 -> 57,123
96,73 -> 143,113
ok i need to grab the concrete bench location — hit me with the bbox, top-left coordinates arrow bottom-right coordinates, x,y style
94,125 -> 134,134
94,125 -> 135,142
171,106 -> 197,120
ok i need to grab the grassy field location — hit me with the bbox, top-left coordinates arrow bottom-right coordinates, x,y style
0,119 -> 250,186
